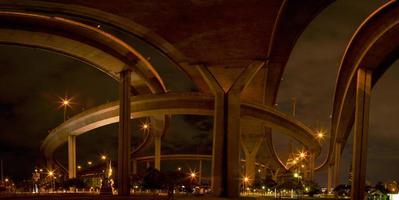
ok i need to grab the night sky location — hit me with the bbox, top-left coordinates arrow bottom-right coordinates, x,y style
1,0 -> 398,187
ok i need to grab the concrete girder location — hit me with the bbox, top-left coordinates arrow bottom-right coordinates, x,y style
41,92 -> 321,162
0,1 -> 209,92
0,11 -> 165,93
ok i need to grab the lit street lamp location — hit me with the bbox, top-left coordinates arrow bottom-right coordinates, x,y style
59,96 -> 73,122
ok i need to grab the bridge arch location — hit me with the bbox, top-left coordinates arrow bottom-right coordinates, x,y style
328,1 -> 399,197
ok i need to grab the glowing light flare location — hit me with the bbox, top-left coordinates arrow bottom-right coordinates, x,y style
298,151 -> 307,159
47,170 -> 55,177
188,170 -> 197,179
140,121 -> 150,132
58,96 -> 74,109
316,130 -> 326,140
87,161 -> 92,165
101,155 -> 107,160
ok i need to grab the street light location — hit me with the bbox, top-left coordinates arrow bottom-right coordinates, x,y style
87,161 -> 92,165
59,96 -> 73,122
298,151 -> 307,159
316,131 -> 325,140
77,166 -> 82,170
101,155 -> 107,160
140,121 -> 150,133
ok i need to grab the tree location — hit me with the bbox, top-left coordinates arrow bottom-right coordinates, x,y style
276,172 -> 303,191
162,171 -> 186,200
333,184 -> 350,197
142,167 -> 164,191
263,175 -> 277,189
302,180 -> 320,197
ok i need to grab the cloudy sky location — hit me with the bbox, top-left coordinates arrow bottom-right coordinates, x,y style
1,0 -> 399,187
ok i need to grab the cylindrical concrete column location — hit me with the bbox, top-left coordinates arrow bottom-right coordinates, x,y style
118,68 -> 132,196
154,136 -> 161,170
333,143 -> 342,186
351,68 -> 372,200
68,135 -> 76,179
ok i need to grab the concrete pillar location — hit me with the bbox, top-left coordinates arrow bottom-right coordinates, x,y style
199,159 -> 202,185
132,159 -> 137,174
241,136 -> 263,185
308,152 -> 315,181
327,165 -> 334,193
351,68 -> 372,200
245,153 -> 256,185
333,143 -> 342,186
154,135 -> 161,170
197,61 -> 264,198
68,135 -> 76,179
197,65 -> 226,196
118,68 -> 132,196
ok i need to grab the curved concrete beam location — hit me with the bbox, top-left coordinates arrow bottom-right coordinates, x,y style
323,0 -> 399,170
41,92 -> 321,160
0,11 -> 166,93
0,1 -> 208,92
133,154 -> 267,168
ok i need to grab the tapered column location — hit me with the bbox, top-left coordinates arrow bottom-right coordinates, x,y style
154,135 -> 161,170
351,68 -> 372,200
333,143 -> 342,186
118,68 -> 132,196
197,62 -> 264,198
68,135 -> 76,179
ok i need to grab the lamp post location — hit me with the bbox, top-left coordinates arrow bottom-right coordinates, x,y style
59,96 -> 73,122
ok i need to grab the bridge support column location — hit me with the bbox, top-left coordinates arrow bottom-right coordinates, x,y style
351,68 -> 371,200
118,68 -> 132,196
197,61 -> 264,198
307,152 -> 315,181
327,165 -> 334,193
241,134 -> 263,186
154,135 -> 161,170
68,135 -> 76,179
333,142 -> 342,186
199,159 -> 202,185
244,153 -> 256,185
132,159 -> 137,174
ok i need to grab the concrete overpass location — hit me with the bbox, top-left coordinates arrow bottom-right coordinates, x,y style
41,92 -> 321,159
320,1 -> 399,199
0,0 -> 335,197
41,92 -> 321,187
